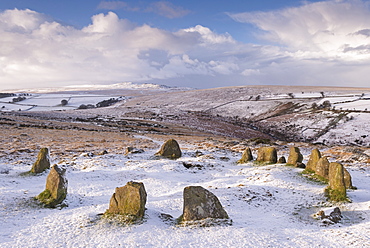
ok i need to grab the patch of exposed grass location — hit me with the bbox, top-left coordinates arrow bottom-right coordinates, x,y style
325,187 -> 350,202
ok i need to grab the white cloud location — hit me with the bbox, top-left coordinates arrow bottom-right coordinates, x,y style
2,2 -> 370,91
0,9 -> 240,90
229,0 -> 370,60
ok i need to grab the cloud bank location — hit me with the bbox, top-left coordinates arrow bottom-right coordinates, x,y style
1,1 -> 370,90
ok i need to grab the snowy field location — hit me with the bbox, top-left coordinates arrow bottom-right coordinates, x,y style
0,141 -> 369,248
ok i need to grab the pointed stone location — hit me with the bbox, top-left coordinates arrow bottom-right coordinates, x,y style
256,147 -> 277,164
36,165 -> 67,207
31,148 -> 50,174
306,148 -> 321,172
106,181 -> 147,222
155,139 -> 182,159
287,147 -> 304,167
237,147 -> 253,164
180,186 -> 229,222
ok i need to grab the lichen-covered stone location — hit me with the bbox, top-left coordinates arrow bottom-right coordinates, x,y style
256,147 -> 277,164
287,147 -> 303,167
179,186 -> 229,223
343,168 -> 353,189
326,162 -> 347,201
237,147 -> 253,164
316,157 -> 330,179
31,148 -> 50,174
306,148 -> 321,172
106,181 -> 147,222
36,165 -> 67,207
155,139 -> 182,159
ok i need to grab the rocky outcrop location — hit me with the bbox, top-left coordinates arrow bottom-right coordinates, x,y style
105,181 -> 147,223
306,148 -> 321,172
237,147 -> 253,164
31,148 -> 50,174
36,165 -> 67,208
155,139 -> 182,159
256,147 -> 277,164
179,186 -> 229,225
287,147 -> 304,167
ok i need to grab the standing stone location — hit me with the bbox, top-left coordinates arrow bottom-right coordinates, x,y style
36,165 -> 67,207
256,147 -> 277,164
106,181 -> 147,222
237,147 -> 253,164
287,147 -> 303,167
327,162 -> 346,201
316,157 -> 330,179
179,186 -> 229,223
155,139 -> 182,159
277,156 -> 286,164
343,168 -> 353,189
31,148 -> 50,174
306,148 -> 321,172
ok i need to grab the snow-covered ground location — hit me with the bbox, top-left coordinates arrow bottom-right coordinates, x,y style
0,140 -> 369,247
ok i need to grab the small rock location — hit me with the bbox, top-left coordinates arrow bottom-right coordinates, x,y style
277,156 -> 286,164
237,147 -> 253,164
31,148 -> 50,174
155,139 -> 182,159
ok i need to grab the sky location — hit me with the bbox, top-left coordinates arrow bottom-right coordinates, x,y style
1,0 -> 370,90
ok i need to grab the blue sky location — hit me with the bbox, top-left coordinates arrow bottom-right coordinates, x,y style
1,0 -> 370,90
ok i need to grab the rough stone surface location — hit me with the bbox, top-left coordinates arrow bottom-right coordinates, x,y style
327,162 -> 346,200
316,157 -> 330,179
237,147 -> 253,164
306,148 -> 322,172
36,165 -> 67,207
155,139 -> 182,159
256,147 -> 277,164
180,186 -> 229,222
343,168 -> 353,189
106,181 -> 147,221
31,148 -> 50,174
287,147 -> 303,166
277,156 -> 286,164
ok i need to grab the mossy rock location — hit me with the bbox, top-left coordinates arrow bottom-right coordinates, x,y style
36,165 -> 67,208
316,157 -> 330,180
155,139 -> 182,159
287,147 -> 303,167
306,148 -> 321,172
105,181 -> 147,224
237,147 -> 253,164
325,187 -> 349,202
327,162 -> 347,202
31,148 -> 50,174
256,147 -> 277,164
